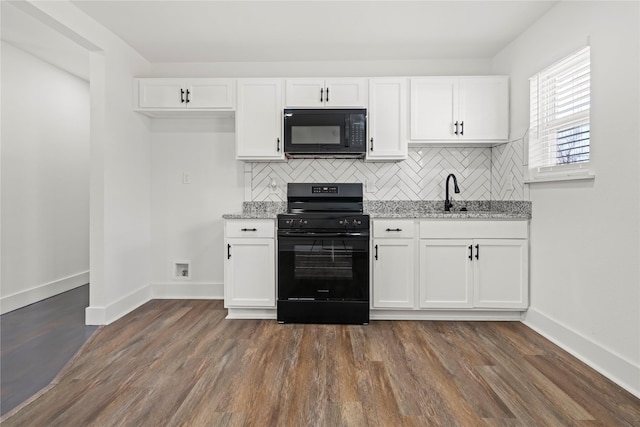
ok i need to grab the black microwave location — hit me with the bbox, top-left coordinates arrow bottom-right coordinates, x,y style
283,108 -> 367,158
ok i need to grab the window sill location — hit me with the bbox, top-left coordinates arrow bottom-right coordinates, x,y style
525,170 -> 595,184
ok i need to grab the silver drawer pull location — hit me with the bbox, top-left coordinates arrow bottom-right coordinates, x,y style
241,228 -> 258,232
385,228 -> 402,232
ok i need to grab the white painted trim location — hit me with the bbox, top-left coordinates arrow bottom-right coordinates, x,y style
150,282 -> 223,299
370,309 -> 523,321
0,271 -> 89,315
523,307 -> 640,398
226,307 -> 277,319
224,308 -> 523,321
85,286 -> 151,325
525,173 -> 595,184
244,162 -> 252,201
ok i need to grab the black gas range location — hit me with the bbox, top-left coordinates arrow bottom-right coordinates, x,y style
277,183 -> 370,325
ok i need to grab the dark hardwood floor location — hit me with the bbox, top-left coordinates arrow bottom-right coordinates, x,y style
2,299 -> 639,426
0,284 -> 97,416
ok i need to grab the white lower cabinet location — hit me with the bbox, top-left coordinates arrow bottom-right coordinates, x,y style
473,239 -> 528,309
419,220 -> 529,310
224,220 -> 276,307
419,239 -> 474,308
373,239 -> 415,308
372,220 -> 416,308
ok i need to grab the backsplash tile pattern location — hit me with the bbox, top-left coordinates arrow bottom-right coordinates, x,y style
492,138 -> 525,201
250,147 -> 492,201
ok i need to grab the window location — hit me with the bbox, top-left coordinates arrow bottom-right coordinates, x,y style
529,46 -> 592,180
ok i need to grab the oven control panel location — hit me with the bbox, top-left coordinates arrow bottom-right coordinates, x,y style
278,214 -> 369,231
311,186 -> 338,194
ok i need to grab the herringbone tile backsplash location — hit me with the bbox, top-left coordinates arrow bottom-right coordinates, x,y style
492,138 -> 525,200
249,145 -> 524,202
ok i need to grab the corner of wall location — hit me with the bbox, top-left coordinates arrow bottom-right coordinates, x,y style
523,308 -> 640,399
491,137 -> 526,201
85,285 -> 152,325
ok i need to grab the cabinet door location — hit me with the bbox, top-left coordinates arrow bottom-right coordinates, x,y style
324,78 -> 368,107
367,78 -> 407,161
473,239 -> 528,309
285,78 -> 325,107
186,79 -> 235,109
419,239 -> 473,308
410,78 -> 457,140
458,77 -> 509,141
372,239 -> 415,308
236,79 -> 285,160
138,78 -> 186,108
224,238 -> 275,307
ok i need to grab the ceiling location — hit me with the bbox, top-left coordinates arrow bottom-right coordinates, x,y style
71,0 -> 559,63
1,1 -> 90,80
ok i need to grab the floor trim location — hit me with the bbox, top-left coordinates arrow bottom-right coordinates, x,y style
0,271 -> 89,315
150,282 -> 223,299
85,286 -> 151,325
523,307 -> 640,398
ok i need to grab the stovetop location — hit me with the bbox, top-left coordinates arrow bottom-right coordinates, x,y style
279,183 -> 368,231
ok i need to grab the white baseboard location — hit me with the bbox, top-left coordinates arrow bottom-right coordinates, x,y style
370,309 -> 524,321
0,271 -> 90,315
84,282 -> 223,325
226,307 -> 277,319
85,286 -> 151,325
523,307 -> 640,398
150,282 -> 223,299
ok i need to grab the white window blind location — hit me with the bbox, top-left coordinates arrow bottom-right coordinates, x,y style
529,46 -> 590,171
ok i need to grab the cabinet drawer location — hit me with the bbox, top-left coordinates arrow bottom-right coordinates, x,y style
373,220 -> 415,238
419,220 -> 527,239
226,220 -> 275,238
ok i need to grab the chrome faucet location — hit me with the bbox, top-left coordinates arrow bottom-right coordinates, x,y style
445,173 -> 460,212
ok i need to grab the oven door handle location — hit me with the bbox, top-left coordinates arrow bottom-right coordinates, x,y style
278,231 -> 369,238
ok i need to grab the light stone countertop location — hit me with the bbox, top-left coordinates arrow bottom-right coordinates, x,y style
222,200 -> 531,220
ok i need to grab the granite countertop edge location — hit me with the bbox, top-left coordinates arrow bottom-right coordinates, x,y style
222,212 -> 531,220
223,200 -> 532,220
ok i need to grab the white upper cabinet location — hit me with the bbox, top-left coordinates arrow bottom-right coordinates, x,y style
285,78 -> 368,108
236,79 -> 285,161
366,78 -> 408,161
458,77 -> 509,141
135,78 -> 235,111
410,76 -> 509,143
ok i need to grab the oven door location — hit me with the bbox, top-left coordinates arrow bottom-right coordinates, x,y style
278,231 -> 369,301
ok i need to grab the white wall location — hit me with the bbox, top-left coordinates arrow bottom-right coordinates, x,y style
149,58 -> 494,78
0,41 -> 90,313
150,118 -> 243,297
492,1 -> 640,396
21,0 -> 153,324
146,58 -> 498,291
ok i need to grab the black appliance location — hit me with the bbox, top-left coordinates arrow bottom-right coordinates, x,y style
277,183 -> 370,324
283,109 -> 367,158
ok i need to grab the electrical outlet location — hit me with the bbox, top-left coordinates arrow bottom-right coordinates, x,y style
183,172 -> 191,184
